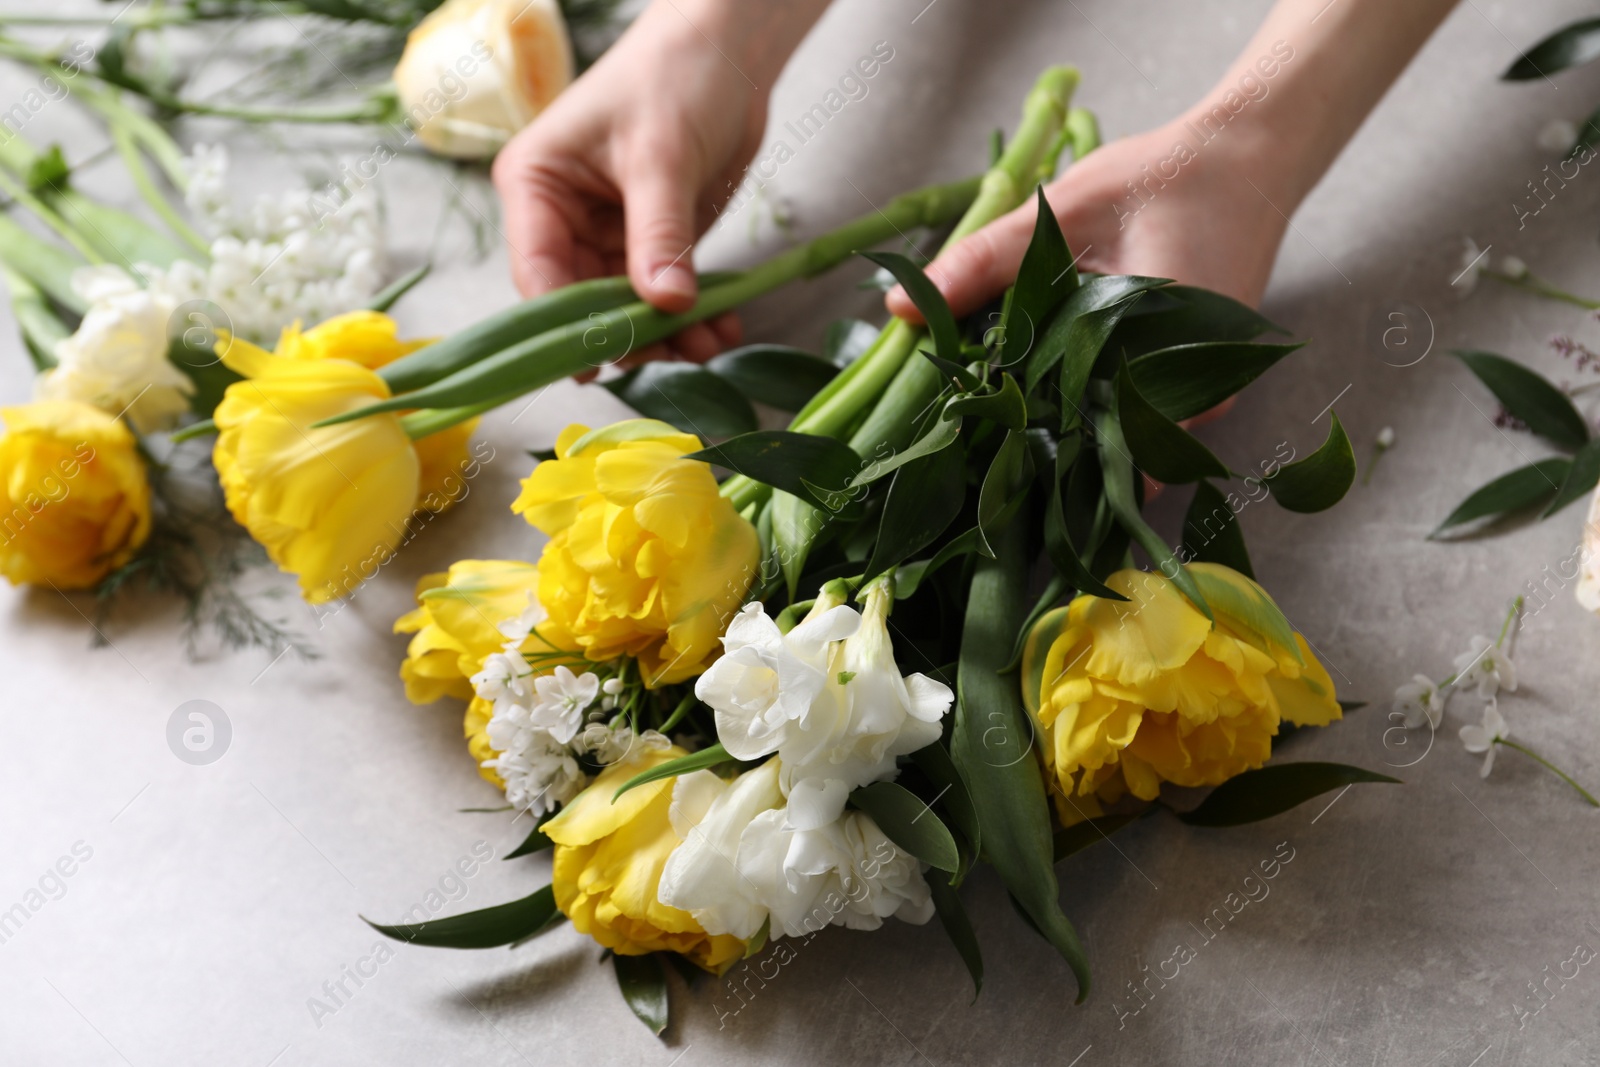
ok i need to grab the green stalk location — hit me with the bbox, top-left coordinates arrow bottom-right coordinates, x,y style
0,169 -> 102,262
71,83 -> 193,192
0,212 -> 89,312
317,174 -> 985,430
1497,740 -> 1600,807
111,122 -> 208,256
2,264 -> 71,370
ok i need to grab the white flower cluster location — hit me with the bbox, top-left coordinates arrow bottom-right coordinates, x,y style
472,595 -> 660,818
36,146 -> 385,432
658,580 -> 950,940
1391,612 -> 1519,777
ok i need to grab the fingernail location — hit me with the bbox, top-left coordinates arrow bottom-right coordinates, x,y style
651,263 -> 696,301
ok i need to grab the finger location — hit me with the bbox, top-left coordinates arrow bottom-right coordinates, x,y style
621,149 -> 700,313
884,199 -> 1040,321
707,311 -> 742,349
1179,397 -> 1236,429
492,155 -> 581,298
667,322 -> 723,364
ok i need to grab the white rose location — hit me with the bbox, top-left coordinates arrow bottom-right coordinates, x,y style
393,0 -> 574,160
657,759 -> 784,940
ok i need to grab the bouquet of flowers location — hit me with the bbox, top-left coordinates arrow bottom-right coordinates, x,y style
338,66 -> 1393,1031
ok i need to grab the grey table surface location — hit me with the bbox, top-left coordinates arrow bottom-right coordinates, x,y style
4,0 -> 1600,1064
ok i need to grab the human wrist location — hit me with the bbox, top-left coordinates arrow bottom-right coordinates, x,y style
647,0 -> 830,86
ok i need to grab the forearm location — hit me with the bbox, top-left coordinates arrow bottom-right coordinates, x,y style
1189,0 -> 1459,208
649,0 -> 835,88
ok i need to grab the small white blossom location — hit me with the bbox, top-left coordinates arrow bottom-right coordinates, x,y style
1537,118 -> 1578,154
1452,635 -> 1518,701
1376,426 -> 1395,449
1499,255 -> 1529,280
1392,674 -> 1446,730
526,666 -> 599,744
1459,700 -> 1509,778
482,729 -> 583,817
495,592 -> 547,644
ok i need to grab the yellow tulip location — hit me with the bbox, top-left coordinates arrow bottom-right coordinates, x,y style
543,747 -> 745,973
464,695 -> 503,789
413,417 -> 483,515
513,420 -> 760,687
270,310 -> 434,369
394,559 -> 542,704
0,400 -> 150,589
1021,563 -> 1341,820
213,339 -> 419,604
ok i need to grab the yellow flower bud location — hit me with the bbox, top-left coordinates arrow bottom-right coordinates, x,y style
543,747 -> 745,973
0,400 -> 150,589
394,0 -> 574,160
1021,563 -> 1341,821
394,559 -> 542,704
513,421 -> 761,687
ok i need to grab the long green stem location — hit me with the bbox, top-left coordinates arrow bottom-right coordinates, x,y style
0,169 -> 103,262
1497,739 -> 1600,807
111,122 -> 208,256
1,264 -> 70,370
1488,270 -> 1600,311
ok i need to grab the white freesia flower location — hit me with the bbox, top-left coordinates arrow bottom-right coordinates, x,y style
482,727 -> 583,816
736,807 -> 934,938
393,0 -> 573,159
1452,635 -> 1518,701
1538,118 -> 1578,154
1392,674 -> 1446,730
657,759 -> 785,939
1459,700 -> 1509,778
36,266 -> 194,433
527,665 -> 598,743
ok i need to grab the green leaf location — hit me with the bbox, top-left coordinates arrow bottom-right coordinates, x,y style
1052,813 -> 1142,863
1545,439 -> 1600,517
893,527 -> 981,599
860,250 -> 960,363
1187,563 -> 1301,665
1043,456 -> 1127,601
687,433 -> 862,513
613,953 -> 670,1036
1503,17 -> 1600,80
953,518 -> 1090,1002
1183,480 -> 1254,579
863,442 -> 967,583
1176,762 -> 1400,827
997,188 -> 1077,367
1454,350 -> 1589,449
613,743 -> 731,800
364,885 -> 561,948
851,410 -> 962,488
1433,458 -> 1572,536
1111,284 -> 1285,358
825,318 -> 880,368
504,822 -> 553,859
705,345 -> 839,411
603,362 -> 757,439
911,741 -> 982,876
976,429 -> 1034,557
26,145 -> 70,195
944,373 -> 1028,431
1127,341 -> 1303,422
1264,413 -> 1356,513
366,262 -> 431,313
850,781 -> 961,872
927,877 -> 984,998
1026,274 -> 1168,396
1115,362 -> 1230,483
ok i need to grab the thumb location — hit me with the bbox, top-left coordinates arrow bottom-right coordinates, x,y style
622,155 -> 701,314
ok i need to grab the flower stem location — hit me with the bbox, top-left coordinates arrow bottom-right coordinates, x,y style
1497,595 -> 1523,648
1497,739 -> 1600,807
658,693 -> 695,735
110,121 -> 208,256
1488,270 -> 1600,311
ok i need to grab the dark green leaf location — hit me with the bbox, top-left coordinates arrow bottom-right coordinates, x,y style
1545,439 -> 1600,517
1183,480 -> 1254,579
1044,465 -> 1127,601
825,318 -> 880,368
1052,813 -> 1142,863
1127,341 -> 1304,422
944,373 -> 1027,431
1026,274 -> 1168,396
861,251 -> 960,364
1111,284 -> 1285,358
1454,350 -> 1589,449
893,527 -> 981,599
1433,458 -> 1572,536
1115,363 -> 1230,483
850,781 -> 961,872
927,877 -> 983,998
687,433 -> 862,513
997,188 -> 1077,366
705,345 -> 839,411
850,411 -> 962,488
364,885 -> 561,948
25,145 -> 70,195
613,743 -> 731,800
1264,413 -> 1356,513
911,741 -> 981,875
366,263 -> 430,312
613,953 -> 670,1036
1503,17 -> 1600,80
504,822 -> 553,859
604,362 -> 757,439
953,519 -> 1090,1002
921,350 -> 984,392
1176,762 -> 1400,827
977,429 -> 1034,557
1572,101 -> 1600,159
864,442 -> 967,583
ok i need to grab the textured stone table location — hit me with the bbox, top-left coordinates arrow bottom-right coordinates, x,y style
4,0 -> 1600,1064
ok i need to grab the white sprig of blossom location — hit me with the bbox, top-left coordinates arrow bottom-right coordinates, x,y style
1459,700 -> 1509,778
1392,674 -> 1447,730
1452,634 -> 1518,701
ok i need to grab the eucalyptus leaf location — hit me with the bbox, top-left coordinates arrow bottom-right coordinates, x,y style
1127,341 -> 1303,422
687,433 -> 862,513
1544,439 -> 1600,517
863,443 -> 967,583
1183,480 -> 1254,579
603,362 -> 757,439
1453,350 -> 1589,449
613,952 -> 670,1036
850,781 -> 961,872
705,345 -> 839,411
1175,762 -> 1400,827
1264,413 -> 1356,513
364,885 -> 561,948
1115,363 -> 1230,483
860,250 -> 961,363
928,877 -> 984,998
1432,458 -> 1571,536
1503,17 -> 1600,80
